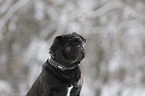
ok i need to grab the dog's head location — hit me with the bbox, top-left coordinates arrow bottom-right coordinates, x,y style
49,32 -> 86,68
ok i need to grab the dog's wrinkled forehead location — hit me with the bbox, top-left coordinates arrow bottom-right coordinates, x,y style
62,32 -> 86,44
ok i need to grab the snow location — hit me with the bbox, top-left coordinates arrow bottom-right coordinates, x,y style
0,80 -> 12,96
0,0 -> 145,96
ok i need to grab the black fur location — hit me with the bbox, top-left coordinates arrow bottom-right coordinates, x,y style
26,32 -> 86,96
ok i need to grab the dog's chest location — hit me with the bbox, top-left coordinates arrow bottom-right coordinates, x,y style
66,85 -> 73,96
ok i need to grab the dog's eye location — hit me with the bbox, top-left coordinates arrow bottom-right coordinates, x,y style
66,45 -> 72,51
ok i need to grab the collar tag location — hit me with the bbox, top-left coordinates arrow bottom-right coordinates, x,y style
58,65 -> 63,69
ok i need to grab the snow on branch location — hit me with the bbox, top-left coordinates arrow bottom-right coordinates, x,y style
0,0 -> 29,40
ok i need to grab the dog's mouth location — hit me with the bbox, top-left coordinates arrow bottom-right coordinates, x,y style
71,45 -> 82,59
64,43 -> 82,60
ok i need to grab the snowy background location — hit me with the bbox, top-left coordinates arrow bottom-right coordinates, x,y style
0,0 -> 145,96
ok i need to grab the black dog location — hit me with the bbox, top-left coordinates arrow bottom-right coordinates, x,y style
26,32 -> 86,96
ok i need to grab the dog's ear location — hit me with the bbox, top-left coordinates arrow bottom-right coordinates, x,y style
72,32 -> 86,43
49,36 -> 62,56
81,36 -> 86,44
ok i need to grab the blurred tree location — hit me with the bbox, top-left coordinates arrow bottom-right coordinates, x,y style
0,0 -> 145,96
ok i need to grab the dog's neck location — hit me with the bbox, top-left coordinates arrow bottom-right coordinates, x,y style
43,58 -> 81,85
48,58 -> 76,71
